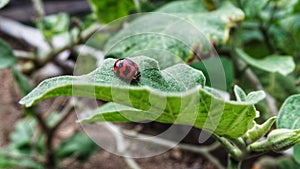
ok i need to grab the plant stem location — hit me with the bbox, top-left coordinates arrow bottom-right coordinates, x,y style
116,125 -> 225,169
34,109 -> 56,169
31,0 -> 45,21
228,156 -> 242,169
104,123 -> 142,169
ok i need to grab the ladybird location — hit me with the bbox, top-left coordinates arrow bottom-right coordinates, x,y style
113,58 -> 141,83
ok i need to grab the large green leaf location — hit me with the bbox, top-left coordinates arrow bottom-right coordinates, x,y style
20,56 -> 261,138
104,0 -> 244,67
236,49 -> 295,76
89,0 -> 135,23
277,94 -> 300,164
0,38 -> 16,69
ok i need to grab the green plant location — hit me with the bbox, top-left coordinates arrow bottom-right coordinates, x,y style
2,0 -> 300,169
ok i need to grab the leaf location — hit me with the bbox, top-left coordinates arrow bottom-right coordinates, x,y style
20,56 -> 259,138
88,0 -> 135,23
0,0 -> 9,9
234,85 -> 247,102
56,133 -> 98,162
294,144 -> 300,165
0,38 -> 16,69
11,67 -> 32,95
10,119 -> 36,152
190,57 -> 234,91
234,85 -> 265,103
277,94 -> 300,164
236,49 -> 295,76
277,94 -> 300,129
246,90 -> 266,104
37,13 -> 70,40
277,156 -> 300,169
240,0 -> 269,18
104,1 -> 245,66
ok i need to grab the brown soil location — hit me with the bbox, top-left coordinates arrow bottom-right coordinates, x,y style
0,69 -> 23,146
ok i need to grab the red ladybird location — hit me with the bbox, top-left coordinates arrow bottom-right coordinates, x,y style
113,58 -> 141,83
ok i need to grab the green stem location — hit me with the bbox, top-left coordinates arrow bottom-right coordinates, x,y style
213,135 -> 242,160
228,156 -> 242,169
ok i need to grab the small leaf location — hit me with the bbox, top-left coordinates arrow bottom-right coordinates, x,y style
246,90 -> 266,103
11,67 -> 32,95
0,38 -> 16,69
37,13 -> 70,40
0,0 -> 9,9
234,85 -> 247,102
89,0 -> 135,23
10,119 -> 36,151
20,56 -> 259,138
244,117 -> 276,144
236,49 -> 295,76
56,133 -> 98,162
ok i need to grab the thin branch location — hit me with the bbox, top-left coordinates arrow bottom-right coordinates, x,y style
104,123 -> 142,169
13,50 -> 36,60
132,0 -> 141,12
213,135 -> 242,161
116,126 -> 225,169
31,0 -> 45,20
0,16 -> 49,49
51,98 -> 76,132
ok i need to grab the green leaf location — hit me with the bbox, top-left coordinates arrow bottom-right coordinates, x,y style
20,56 -> 259,138
246,90 -> 266,103
88,0 -> 135,23
11,67 -> 32,95
10,119 -> 36,152
236,49 -> 295,76
190,57 -> 234,91
234,85 -> 247,102
37,13 -> 70,40
294,144 -> 300,165
56,133 -> 98,162
104,1 -> 245,65
277,94 -> 300,164
278,156 -> 300,169
277,94 -> 300,129
0,0 -> 9,9
240,0 -> 269,18
234,85 -> 265,103
0,38 -> 16,69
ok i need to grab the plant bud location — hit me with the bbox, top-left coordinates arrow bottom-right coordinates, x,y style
244,117 -> 276,144
249,129 -> 300,153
